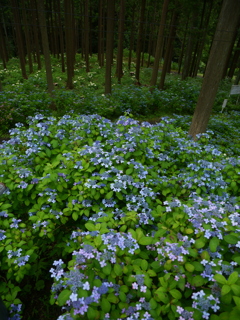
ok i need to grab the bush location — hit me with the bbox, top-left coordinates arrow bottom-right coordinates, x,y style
0,114 -> 240,319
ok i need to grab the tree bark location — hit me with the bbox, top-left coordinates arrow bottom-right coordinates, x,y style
116,0 -> 125,83
84,0 -> 90,72
150,0 -> 169,88
10,0 -> 28,79
188,0 -> 240,139
37,0 -> 55,100
135,0 -> 146,84
105,0 -> 115,94
159,10 -> 178,90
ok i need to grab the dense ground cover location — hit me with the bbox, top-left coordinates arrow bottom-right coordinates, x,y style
0,55 -> 240,320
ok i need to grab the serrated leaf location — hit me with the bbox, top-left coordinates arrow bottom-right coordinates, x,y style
191,275 -> 205,287
222,284 -> 231,296
231,284 -> 240,296
185,263 -> 195,272
87,306 -> 97,320
141,260 -> 148,271
85,222 -> 95,232
233,296 -> 240,310
224,234 -> 239,245
57,289 -> 71,306
214,273 -> 227,285
105,191 -> 113,200
139,236 -> 152,245
101,298 -> 111,313
169,289 -> 182,299
209,237 -> 220,252
114,264 -> 123,276
228,272 -> 239,285
72,212 -> 78,221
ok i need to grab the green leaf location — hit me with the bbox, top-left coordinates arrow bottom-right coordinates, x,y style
214,274 -> 227,285
169,289 -> 182,299
209,237 -> 220,252
87,306 -> 97,320
228,272 -> 239,285
231,284 -> 240,296
119,291 -> 126,302
191,275 -> 205,287
107,293 -> 119,304
116,192 -> 123,200
72,212 -> 78,221
233,296 -> 240,310
114,264 -> 123,276
154,289 -> 169,304
102,263 -> 111,275
139,236 -> 152,245
105,191 -> 113,200
195,238 -> 206,249
85,222 -> 95,232
57,289 -> 71,306
185,263 -> 195,273
101,298 -> 111,313
222,284 -> 231,296
224,234 -> 239,245
141,260 -> 148,271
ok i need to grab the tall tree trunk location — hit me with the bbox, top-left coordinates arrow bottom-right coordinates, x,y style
159,10 -> 178,90
192,0 -> 213,77
105,0 -> 115,94
37,0 -> 55,102
21,0 -> 33,74
228,36 -> 240,79
84,0 -> 90,72
64,0 -> 75,89
10,0 -> 28,79
0,24 -> 7,69
135,0 -> 146,84
128,3 -> 136,70
150,0 -> 169,88
98,0 -> 105,67
188,0 -> 240,139
116,0 -> 125,83
30,0 -> 41,70
182,5 -> 198,80
56,0 -> 65,72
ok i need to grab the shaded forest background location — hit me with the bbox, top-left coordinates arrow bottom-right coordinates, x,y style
0,0 -> 240,135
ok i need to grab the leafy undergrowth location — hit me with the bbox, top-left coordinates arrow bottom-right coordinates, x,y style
0,113 -> 240,320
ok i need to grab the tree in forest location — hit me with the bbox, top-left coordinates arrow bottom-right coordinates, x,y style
37,0 -> 55,107
105,0 -> 115,94
188,0 -> 240,139
150,0 -> 169,88
64,0 -> 75,89
116,0 -> 125,83
135,0 -> 146,84
10,0 -> 28,79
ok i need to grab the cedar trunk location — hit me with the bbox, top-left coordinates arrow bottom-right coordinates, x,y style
188,0 -> 240,139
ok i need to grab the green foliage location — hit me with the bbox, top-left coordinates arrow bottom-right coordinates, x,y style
0,112 -> 240,319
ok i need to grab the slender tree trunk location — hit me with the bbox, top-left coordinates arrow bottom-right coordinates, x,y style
31,0 -> 41,70
84,0 -> 90,72
228,36 -> 240,79
178,18 -> 189,74
182,5 -> 198,80
56,0 -> 65,72
105,0 -> 115,94
128,3 -> 136,70
0,24 -> 7,69
135,0 -> 146,84
159,10 -> 178,90
150,0 -> 169,88
64,0 -> 75,89
21,0 -> 33,74
37,0 -> 55,102
98,0 -> 105,66
189,0 -> 240,139
116,0 -> 125,83
11,0 -> 28,79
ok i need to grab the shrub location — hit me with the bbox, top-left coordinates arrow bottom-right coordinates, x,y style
0,114 -> 240,319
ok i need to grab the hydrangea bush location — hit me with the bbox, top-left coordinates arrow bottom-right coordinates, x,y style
0,113 -> 240,319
